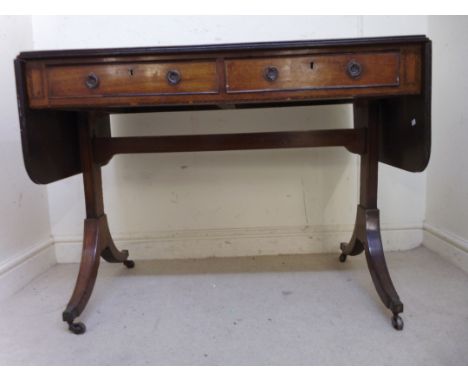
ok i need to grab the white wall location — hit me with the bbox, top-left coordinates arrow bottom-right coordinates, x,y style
0,16 -> 55,297
1,15 -> 466,296
28,16 -> 429,261
423,16 -> 468,267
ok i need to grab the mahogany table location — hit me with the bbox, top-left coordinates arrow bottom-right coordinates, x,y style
14,35 -> 431,334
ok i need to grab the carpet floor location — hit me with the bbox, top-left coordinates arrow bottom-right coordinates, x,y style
1,246 -> 467,365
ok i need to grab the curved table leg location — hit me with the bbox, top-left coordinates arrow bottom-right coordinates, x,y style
363,208 -> 403,318
62,215 -> 133,334
62,113 -> 134,334
339,101 -> 404,330
99,214 -> 133,268
346,206 -> 404,328
62,219 -> 101,334
339,213 -> 365,262
339,205 -> 404,330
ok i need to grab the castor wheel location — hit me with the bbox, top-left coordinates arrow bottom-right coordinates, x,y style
68,321 -> 86,335
339,253 -> 347,263
391,314 -> 404,330
123,260 -> 135,269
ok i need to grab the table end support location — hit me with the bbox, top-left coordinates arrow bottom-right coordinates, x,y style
62,215 -> 134,334
339,101 -> 404,330
62,113 -> 135,335
340,205 -> 404,330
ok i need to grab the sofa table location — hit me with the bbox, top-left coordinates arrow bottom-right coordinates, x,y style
14,35 -> 431,334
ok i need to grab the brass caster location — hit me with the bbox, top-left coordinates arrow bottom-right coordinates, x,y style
391,314 -> 404,331
68,321 -> 86,335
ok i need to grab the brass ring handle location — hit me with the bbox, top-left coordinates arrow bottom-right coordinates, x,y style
264,66 -> 279,82
166,69 -> 181,85
85,73 -> 100,89
347,60 -> 362,79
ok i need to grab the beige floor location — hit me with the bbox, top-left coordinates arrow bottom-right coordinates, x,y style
1,246 -> 468,365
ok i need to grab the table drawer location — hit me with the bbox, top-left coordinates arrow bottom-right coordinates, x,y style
47,60 -> 219,98
225,52 -> 400,93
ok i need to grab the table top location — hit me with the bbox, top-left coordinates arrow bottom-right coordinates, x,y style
14,35 -> 432,184
17,35 -> 430,112
17,35 -> 429,59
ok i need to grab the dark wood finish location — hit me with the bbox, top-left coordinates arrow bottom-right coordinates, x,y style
14,35 -> 432,333
17,35 -> 429,59
15,36 -> 430,181
378,39 -> 432,172
47,60 -> 219,98
93,128 -> 365,164
62,113 -> 131,334
340,101 -> 404,329
225,51 -> 400,93
22,45 -> 421,109
14,60 -> 82,184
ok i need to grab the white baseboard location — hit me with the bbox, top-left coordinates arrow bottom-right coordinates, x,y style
0,225 -> 425,300
423,223 -> 468,274
0,239 -> 56,301
54,224 -> 423,263
3,223 -> 465,301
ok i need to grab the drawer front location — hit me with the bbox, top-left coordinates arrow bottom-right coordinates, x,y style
225,52 -> 400,93
47,60 -> 219,98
